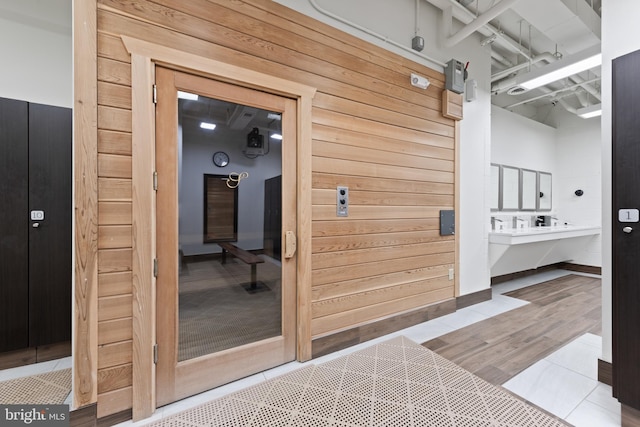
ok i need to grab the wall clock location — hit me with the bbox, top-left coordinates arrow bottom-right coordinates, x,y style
212,151 -> 229,167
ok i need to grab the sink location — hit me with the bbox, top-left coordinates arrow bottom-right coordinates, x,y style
489,225 -> 601,276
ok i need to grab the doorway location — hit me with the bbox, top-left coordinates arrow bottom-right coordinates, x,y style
154,67 -> 298,406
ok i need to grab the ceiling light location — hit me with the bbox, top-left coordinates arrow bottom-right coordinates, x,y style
270,133 -> 283,140
267,112 -> 282,121
576,104 -> 602,119
517,46 -> 602,90
178,91 -> 198,101
200,122 -> 216,130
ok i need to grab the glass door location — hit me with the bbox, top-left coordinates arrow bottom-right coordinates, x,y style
155,67 -> 297,406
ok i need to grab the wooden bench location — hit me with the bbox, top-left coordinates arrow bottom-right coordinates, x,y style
218,242 -> 265,289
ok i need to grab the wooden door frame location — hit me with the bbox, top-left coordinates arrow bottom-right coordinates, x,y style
122,36 -> 315,420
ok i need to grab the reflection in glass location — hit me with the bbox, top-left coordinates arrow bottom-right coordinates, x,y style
176,94 -> 283,361
501,166 -> 520,211
520,169 -> 537,211
538,172 -> 552,211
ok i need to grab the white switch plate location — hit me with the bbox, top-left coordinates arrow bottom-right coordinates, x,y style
448,268 -> 454,280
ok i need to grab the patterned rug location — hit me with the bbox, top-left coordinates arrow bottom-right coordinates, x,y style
147,337 -> 567,426
0,368 -> 71,404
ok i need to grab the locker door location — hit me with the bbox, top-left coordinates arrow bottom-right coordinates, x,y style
0,98 -> 29,352
28,103 -> 72,347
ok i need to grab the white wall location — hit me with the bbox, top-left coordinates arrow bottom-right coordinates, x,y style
275,0 -> 493,296
599,0 -> 640,364
179,129 -> 282,256
555,108 -> 601,267
491,106 -> 556,173
0,0 -> 72,107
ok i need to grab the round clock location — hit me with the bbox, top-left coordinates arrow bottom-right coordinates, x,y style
212,151 -> 229,167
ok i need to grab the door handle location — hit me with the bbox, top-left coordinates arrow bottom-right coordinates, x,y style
284,231 -> 296,259
623,226 -> 633,234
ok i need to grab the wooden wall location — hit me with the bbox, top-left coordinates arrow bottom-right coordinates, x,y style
90,0 -> 456,418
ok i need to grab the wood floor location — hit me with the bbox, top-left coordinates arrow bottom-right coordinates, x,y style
423,274 -> 601,385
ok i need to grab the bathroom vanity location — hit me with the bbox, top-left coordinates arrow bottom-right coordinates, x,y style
489,225 -> 601,277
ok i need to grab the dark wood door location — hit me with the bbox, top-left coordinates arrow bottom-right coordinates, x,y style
0,98 -> 29,352
612,49 -> 640,409
28,103 -> 72,347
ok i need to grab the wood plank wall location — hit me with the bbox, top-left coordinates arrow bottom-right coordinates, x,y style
92,0 -> 456,417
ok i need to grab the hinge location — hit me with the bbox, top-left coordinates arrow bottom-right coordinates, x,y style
153,343 -> 158,364
153,84 -> 157,104
153,258 -> 158,278
153,171 -> 158,191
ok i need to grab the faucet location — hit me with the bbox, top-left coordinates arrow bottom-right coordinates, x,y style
514,217 -> 527,229
491,218 -> 504,230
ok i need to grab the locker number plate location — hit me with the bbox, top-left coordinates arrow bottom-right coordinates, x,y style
30,210 -> 45,221
619,209 -> 639,223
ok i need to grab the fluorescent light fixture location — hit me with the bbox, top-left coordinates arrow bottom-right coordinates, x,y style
178,91 -> 198,101
199,122 -> 216,130
270,133 -> 283,140
517,46 -> 602,90
576,104 -> 602,119
267,112 -> 282,121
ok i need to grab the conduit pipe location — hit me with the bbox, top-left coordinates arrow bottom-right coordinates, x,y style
424,0 -> 531,62
491,52 -> 558,82
504,76 -> 600,109
443,0 -> 522,47
307,0 -> 447,70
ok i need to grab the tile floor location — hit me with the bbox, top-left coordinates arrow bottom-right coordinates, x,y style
114,268 -> 619,426
0,269 -> 618,426
0,356 -> 73,405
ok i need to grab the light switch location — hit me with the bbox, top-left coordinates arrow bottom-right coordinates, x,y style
337,186 -> 348,217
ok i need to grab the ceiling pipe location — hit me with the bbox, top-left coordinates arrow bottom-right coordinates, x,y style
307,0 -> 447,69
491,50 -> 514,68
491,52 -> 558,82
425,0 -> 532,61
504,76 -> 600,109
568,74 -> 601,101
443,0 -> 522,47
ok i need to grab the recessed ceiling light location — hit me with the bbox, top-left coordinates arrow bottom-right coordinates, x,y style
200,122 -> 216,130
178,91 -> 198,101
270,133 -> 283,140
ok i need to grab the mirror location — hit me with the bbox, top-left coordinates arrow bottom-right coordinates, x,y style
538,172 -> 552,211
490,164 -> 500,211
500,166 -> 520,211
520,169 -> 537,211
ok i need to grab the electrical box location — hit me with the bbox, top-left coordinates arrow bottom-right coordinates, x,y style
445,59 -> 465,94
440,210 -> 455,236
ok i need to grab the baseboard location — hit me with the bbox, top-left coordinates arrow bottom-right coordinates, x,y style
598,358 -> 613,386
0,341 -> 71,370
70,403 -> 97,427
97,409 -> 132,427
558,263 -> 602,275
491,264 -> 560,285
457,288 -> 492,309
622,404 -> 640,427
311,299 -> 457,358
